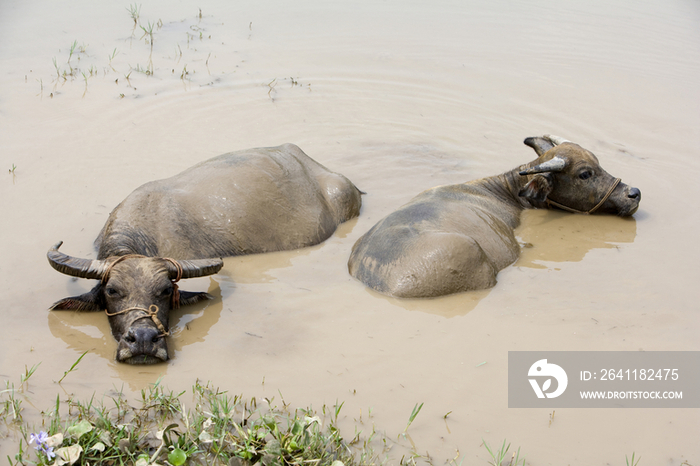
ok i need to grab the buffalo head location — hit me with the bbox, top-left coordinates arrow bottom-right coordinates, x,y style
518,135 -> 641,217
47,242 -> 223,364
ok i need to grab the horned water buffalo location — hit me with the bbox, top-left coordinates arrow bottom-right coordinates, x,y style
48,144 -> 362,364
348,135 -> 641,298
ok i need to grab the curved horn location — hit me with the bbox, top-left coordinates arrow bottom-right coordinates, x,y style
519,156 -> 567,176
47,241 -> 109,280
166,258 -> 224,280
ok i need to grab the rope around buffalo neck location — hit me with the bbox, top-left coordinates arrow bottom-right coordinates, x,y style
546,178 -> 621,215
101,255 -> 183,336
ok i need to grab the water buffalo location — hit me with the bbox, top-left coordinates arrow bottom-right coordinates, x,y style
348,135 -> 641,298
48,144 -> 362,364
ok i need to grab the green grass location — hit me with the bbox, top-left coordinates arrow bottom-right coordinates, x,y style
482,439 -> 525,466
626,452 -> 641,466
38,4 -> 312,102
56,350 -> 88,384
4,377 -> 369,466
126,3 -> 141,27
3,360 -> 441,466
3,359 -> 659,466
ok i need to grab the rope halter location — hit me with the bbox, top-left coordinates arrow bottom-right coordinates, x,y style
105,304 -> 169,338
546,178 -> 621,215
101,255 -> 184,338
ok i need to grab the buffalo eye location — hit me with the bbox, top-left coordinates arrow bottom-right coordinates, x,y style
578,170 -> 593,180
159,286 -> 173,297
105,287 -> 121,298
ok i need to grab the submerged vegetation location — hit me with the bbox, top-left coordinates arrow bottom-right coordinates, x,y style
44,4 -> 215,99
40,4 -> 309,101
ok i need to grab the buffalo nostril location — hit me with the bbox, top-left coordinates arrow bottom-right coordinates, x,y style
628,187 -> 641,199
129,327 -> 161,346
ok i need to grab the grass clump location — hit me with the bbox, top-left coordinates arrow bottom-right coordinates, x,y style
1,360 -> 531,466
482,438 -> 525,466
4,377 -> 369,466
626,452 -> 641,466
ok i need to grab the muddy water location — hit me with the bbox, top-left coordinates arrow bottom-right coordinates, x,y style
1,0 -> 699,464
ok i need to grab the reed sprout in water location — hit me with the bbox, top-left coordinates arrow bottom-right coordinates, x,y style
56,350 -> 88,384
626,452 -> 641,466
127,3 -> 141,27
482,439 -> 525,466
37,5 -> 312,102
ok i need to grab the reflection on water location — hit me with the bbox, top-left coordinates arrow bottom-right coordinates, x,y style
170,278 -> 224,349
221,243 -> 320,284
515,209 -> 638,269
365,284 -> 492,318
330,216 -> 359,239
47,311 -> 113,361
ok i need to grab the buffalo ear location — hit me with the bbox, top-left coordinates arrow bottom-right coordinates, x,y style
50,284 -> 103,312
179,291 -> 214,307
524,137 -> 555,157
519,173 -> 554,202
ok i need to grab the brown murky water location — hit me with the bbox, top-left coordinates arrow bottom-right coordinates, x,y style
1,0 -> 699,464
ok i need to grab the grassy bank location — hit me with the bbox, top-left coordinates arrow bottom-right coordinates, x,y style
4,374 -> 378,466
1,361 -> 530,466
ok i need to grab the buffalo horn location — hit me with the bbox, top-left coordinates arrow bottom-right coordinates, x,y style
47,241 -> 109,279
519,156 -> 567,176
166,258 -> 224,280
